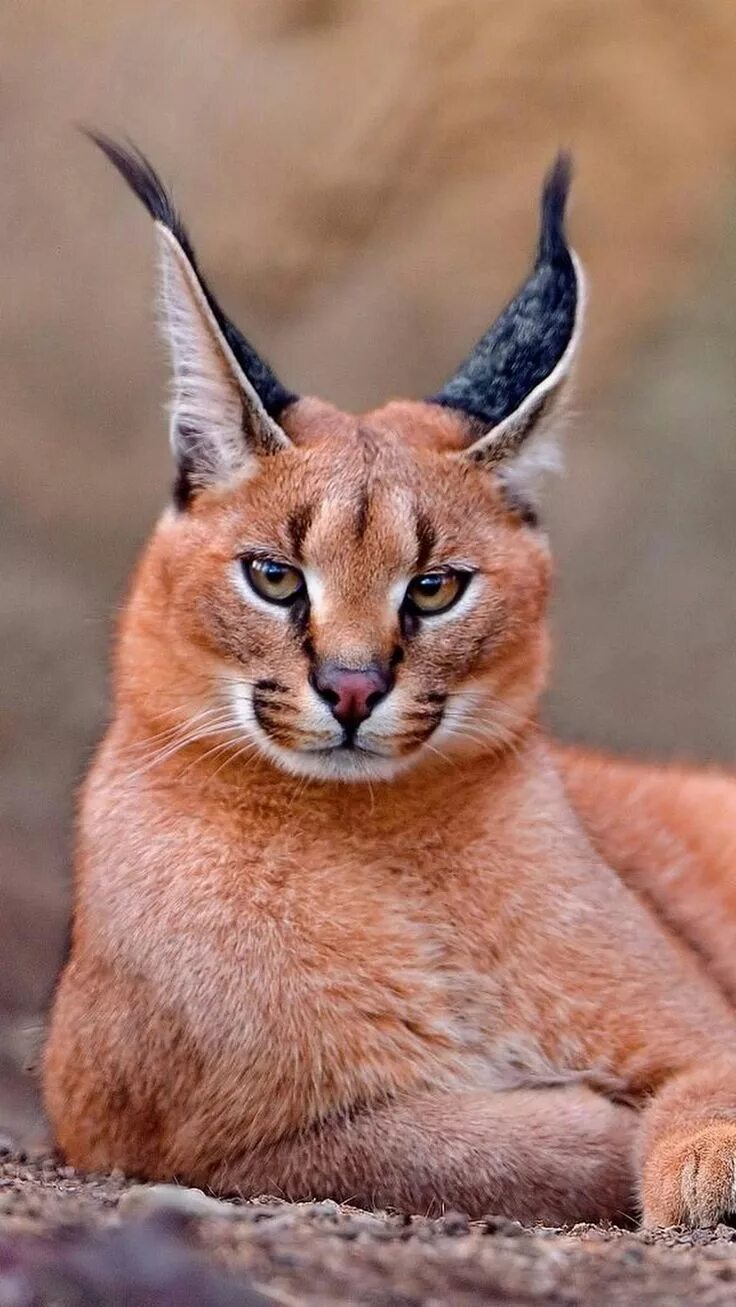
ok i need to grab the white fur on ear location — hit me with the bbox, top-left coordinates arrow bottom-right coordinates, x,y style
156,224 -> 291,495
495,420 -> 565,509
459,251 -> 586,485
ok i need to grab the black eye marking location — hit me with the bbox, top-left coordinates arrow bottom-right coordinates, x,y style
400,606 -> 421,642
288,592 -> 311,641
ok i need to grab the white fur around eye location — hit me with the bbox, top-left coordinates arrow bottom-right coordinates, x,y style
388,577 -> 410,616
302,567 -> 328,621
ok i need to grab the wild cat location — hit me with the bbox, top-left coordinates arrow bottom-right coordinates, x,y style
44,136 -> 736,1228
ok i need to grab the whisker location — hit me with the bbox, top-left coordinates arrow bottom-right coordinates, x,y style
177,730 -> 247,780
420,739 -> 460,770
124,720 -> 241,780
208,737 -> 262,781
119,706 -> 234,756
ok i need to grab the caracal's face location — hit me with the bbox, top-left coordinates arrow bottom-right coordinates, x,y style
95,141 -> 577,782
151,400 -> 551,782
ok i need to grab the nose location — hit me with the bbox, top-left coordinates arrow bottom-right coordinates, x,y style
312,662 -> 392,733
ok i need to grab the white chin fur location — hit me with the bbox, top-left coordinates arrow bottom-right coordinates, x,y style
254,736 -> 416,784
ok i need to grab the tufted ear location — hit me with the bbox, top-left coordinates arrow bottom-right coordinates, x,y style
429,154 -> 584,499
87,133 -> 297,507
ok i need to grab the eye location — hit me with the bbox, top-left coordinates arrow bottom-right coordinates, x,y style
404,569 -> 469,616
243,557 -> 305,605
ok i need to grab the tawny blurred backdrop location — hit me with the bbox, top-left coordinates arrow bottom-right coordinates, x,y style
2,0 -> 735,1140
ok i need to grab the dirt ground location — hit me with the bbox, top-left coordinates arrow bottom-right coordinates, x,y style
3,1149 -> 736,1306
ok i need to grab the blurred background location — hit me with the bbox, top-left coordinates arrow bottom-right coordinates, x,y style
1,0 -> 735,1142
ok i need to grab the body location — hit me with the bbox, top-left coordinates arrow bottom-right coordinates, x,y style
45,412 -> 736,1227
45,143 -> 736,1227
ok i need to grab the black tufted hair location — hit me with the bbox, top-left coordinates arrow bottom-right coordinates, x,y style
85,130 -> 297,421
428,153 -> 578,430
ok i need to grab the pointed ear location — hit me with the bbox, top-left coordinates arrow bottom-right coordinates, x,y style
86,133 -> 297,506
429,154 -> 584,493
155,222 -> 291,501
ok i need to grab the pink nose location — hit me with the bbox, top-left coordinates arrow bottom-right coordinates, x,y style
313,663 -> 391,732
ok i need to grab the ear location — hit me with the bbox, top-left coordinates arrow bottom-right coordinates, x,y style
86,133 -> 297,506
155,223 -> 292,503
429,154 -> 584,496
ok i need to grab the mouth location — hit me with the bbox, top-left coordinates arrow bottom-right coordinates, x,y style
314,738 -> 388,759
334,729 -> 389,753
272,714 -> 447,781
298,733 -> 393,762
255,726 -> 430,783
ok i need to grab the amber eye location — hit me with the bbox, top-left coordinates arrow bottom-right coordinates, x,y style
404,569 -> 468,616
244,557 -> 305,605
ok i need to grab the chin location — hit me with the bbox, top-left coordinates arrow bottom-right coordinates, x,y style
256,734 -> 419,784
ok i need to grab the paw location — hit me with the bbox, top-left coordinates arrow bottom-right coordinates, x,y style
642,1123 -> 736,1227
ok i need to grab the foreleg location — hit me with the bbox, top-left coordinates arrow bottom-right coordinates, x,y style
212,1085 -> 636,1224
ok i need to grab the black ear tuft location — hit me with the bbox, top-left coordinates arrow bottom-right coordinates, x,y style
84,130 -> 196,263
84,130 -> 298,422
427,152 -> 579,433
537,151 -> 573,265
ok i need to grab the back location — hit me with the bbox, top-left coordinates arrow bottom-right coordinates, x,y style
558,745 -> 736,1001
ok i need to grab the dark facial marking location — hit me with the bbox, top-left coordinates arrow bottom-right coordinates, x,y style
404,707 -> 444,721
286,504 -> 315,560
253,698 -> 296,744
353,425 -> 383,541
288,592 -> 311,642
414,512 -> 437,571
399,607 -> 420,642
300,631 -> 320,681
354,487 -> 371,542
255,678 -> 288,693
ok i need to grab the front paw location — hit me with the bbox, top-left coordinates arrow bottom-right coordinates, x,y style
642,1123 -> 736,1227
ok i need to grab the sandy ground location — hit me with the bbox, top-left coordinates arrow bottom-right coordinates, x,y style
3,1149 -> 736,1305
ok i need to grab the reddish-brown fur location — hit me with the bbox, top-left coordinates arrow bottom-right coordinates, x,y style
44,394 -> 736,1228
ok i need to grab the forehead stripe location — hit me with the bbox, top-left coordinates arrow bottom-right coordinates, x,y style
286,503 -> 315,560
354,487 -> 371,542
415,511 -> 436,570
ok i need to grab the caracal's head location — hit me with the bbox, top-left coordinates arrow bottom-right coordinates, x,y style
96,136 -> 583,782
